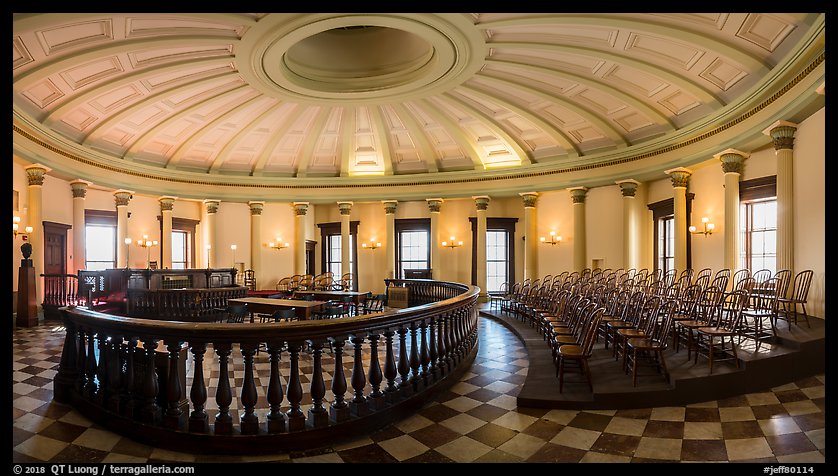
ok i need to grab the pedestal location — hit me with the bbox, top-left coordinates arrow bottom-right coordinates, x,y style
16,263 -> 37,327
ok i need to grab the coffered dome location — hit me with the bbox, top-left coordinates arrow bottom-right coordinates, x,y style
12,13 -> 825,201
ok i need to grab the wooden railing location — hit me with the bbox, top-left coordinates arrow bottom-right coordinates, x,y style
55,279 -> 479,453
126,286 -> 248,321
41,274 -> 80,320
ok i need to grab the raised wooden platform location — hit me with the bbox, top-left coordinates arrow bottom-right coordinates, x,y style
480,309 -> 825,409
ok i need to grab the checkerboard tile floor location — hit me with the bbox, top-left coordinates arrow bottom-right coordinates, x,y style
13,316 -> 825,463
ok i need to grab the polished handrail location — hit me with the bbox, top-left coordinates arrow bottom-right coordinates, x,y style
55,279 -> 480,453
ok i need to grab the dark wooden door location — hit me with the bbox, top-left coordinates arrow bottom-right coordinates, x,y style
43,221 -> 72,275
305,240 -> 316,276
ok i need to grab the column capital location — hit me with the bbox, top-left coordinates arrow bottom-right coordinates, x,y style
568,187 -> 588,204
25,164 -> 51,186
292,202 -> 309,216
158,196 -> 177,211
472,196 -> 491,211
337,201 -> 354,215
714,149 -> 750,174
203,199 -> 220,214
426,198 -> 443,213
248,201 -> 265,215
664,167 -> 692,188
113,189 -> 134,207
519,191 -> 539,208
382,200 -> 398,214
763,120 -> 798,150
69,179 -> 91,198
615,179 -> 641,198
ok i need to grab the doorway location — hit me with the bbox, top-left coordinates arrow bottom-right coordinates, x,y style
44,221 -> 71,275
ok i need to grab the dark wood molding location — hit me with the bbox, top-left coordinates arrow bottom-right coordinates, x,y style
85,209 -> 117,226
740,175 -> 777,201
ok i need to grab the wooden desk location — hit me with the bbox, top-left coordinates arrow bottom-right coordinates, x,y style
293,290 -> 368,306
227,297 -> 326,321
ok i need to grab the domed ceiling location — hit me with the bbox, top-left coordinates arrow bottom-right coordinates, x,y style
12,13 -> 824,193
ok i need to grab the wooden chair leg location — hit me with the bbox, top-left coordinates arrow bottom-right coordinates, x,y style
708,335 -> 714,374
658,349 -> 669,383
632,349 -> 638,387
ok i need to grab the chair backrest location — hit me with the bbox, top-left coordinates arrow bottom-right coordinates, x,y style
677,268 -> 694,286
790,270 -> 814,302
772,269 -> 792,299
696,285 -> 725,325
637,295 -> 662,335
734,277 -> 756,294
678,284 -> 703,316
651,299 -> 679,347
752,269 -> 772,285
226,304 -> 248,323
272,308 -> 297,322
365,294 -> 386,313
748,277 -> 781,312
693,273 -> 711,290
719,289 -> 749,330
708,274 -> 729,293
714,268 -> 731,282
731,269 -> 751,289
581,307 -> 606,357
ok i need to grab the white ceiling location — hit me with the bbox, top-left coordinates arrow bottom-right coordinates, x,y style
12,13 -> 822,184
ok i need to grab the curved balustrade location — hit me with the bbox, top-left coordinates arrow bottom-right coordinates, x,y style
55,279 -> 479,453
41,274 -> 80,319
126,286 -> 248,321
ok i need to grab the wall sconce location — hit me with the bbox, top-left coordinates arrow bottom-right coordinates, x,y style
13,216 -> 33,240
269,238 -> 289,250
442,236 -> 463,249
540,231 -> 562,246
124,237 -> 133,268
137,235 -> 158,268
689,217 -> 715,236
361,238 -> 381,251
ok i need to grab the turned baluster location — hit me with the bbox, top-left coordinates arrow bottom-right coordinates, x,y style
397,327 -> 411,394
106,337 -> 122,412
408,322 -> 421,389
54,318 -> 78,403
139,338 -> 161,424
452,310 -> 462,362
213,342 -> 233,434
164,341 -> 185,430
436,315 -> 447,376
121,337 -> 138,418
239,343 -> 259,434
367,332 -> 384,410
329,338 -> 350,422
350,334 -> 368,416
188,342 -> 208,433
266,342 -> 286,433
286,342 -> 306,431
419,319 -> 430,387
307,340 -> 328,428
75,328 -> 87,393
84,330 -> 98,399
382,329 -> 399,402
428,317 -> 438,382
444,312 -> 454,371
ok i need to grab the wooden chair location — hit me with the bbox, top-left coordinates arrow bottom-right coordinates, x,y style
556,306 -> 605,392
708,274 -> 729,295
677,268 -> 694,286
288,274 -> 303,291
694,289 -> 748,373
740,277 -> 781,350
675,285 -> 724,360
243,269 -> 256,291
777,270 -> 814,329
222,304 -> 248,323
488,282 -> 508,312
752,269 -> 772,287
363,294 -> 386,314
624,299 -> 678,386
298,274 -> 314,291
616,296 -> 662,372
259,308 -> 297,323
276,277 -> 291,292
730,269 -> 751,292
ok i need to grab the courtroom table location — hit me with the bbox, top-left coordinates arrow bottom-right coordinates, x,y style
292,290 -> 369,311
227,297 -> 326,321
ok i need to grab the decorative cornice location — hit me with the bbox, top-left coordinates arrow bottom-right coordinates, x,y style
473,195 -> 490,211
248,201 -> 265,215
519,192 -> 538,208
159,196 -> 176,212
568,187 -> 588,204
715,149 -> 749,174
426,198 -> 443,213
69,180 -> 90,198
382,200 -> 398,215
616,179 -> 640,198
293,202 -> 309,216
113,189 -> 133,207
25,164 -> 49,186
204,199 -> 220,214
665,167 -> 692,188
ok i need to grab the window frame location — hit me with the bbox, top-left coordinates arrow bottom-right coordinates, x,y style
469,217 -> 517,291
739,176 -> 778,273
318,221 -> 359,290
158,216 -> 198,270
647,194 -> 693,274
395,218 -> 431,279
84,210 -> 117,270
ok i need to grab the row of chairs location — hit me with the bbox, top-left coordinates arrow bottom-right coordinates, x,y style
276,272 -> 354,292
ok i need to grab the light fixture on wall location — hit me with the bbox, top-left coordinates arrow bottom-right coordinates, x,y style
269,238 -> 289,250
13,216 -> 33,240
361,238 -> 381,251
540,231 -> 562,246
442,236 -> 462,249
689,217 -> 715,236
124,237 -> 133,268
137,235 -> 158,268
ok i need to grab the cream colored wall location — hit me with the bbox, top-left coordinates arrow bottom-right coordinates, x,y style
687,160 -> 725,273
793,107 -> 825,318
586,185 -> 623,271
536,190 -> 574,276
260,202 -> 296,289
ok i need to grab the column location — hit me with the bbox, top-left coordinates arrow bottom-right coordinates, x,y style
716,150 -> 748,276
292,202 -> 309,275
426,199 -> 443,280
249,201 -> 264,280
665,168 -> 692,273
25,164 -> 50,305
204,200 -> 220,268
114,189 -> 134,268
70,180 -> 90,272
519,192 -> 538,280
764,121 -> 797,274
337,202 -> 353,279
616,180 -> 640,271
382,201 -> 398,279
473,196 -> 490,302
568,187 -> 588,272
159,196 -> 176,269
